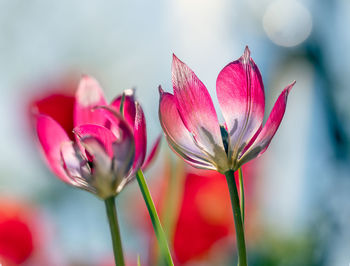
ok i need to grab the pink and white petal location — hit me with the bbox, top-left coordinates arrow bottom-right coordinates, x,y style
111,120 -> 135,180
238,81 -> 295,166
60,141 -> 92,190
132,102 -> 147,170
110,90 -> 136,130
166,135 -> 217,171
159,89 -> 215,168
74,75 -> 107,127
216,47 -> 265,158
73,124 -> 117,158
142,134 -> 161,171
36,115 -> 72,184
172,55 -> 226,159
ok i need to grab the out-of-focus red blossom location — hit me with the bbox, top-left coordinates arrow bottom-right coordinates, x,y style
0,199 -> 50,266
27,77 -> 77,139
173,163 -> 256,264
134,159 -> 256,265
173,169 -> 233,263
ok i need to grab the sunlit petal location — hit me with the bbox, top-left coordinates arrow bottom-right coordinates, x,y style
172,55 -> 226,161
238,81 -> 295,166
216,47 -> 265,163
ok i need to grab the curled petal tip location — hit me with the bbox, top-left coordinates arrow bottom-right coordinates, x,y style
72,128 -> 81,138
123,88 -> 134,97
243,46 -> 251,62
158,85 -> 164,95
286,80 -> 296,95
172,53 -> 183,67
80,74 -> 95,83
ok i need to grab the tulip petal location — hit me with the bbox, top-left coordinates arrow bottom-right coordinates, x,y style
74,75 -> 107,127
216,47 -> 265,161
60,141 -> 93,191
36,115 -> 72,184
73,124 -> 117,158
111,120 -> 135,185
80,136 -> 113,177
167,136 -> 218,170
172,55 -> 226,161
132,102 -> 147,170
159,88 -> 216,170
142,134 -> 162,171
111,94 -> 146,170
85,105 -> 140,171
238,81 -> 295,166
110,89 -> 136,130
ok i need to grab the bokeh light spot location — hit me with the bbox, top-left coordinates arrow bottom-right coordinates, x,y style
263,0 -> 312,47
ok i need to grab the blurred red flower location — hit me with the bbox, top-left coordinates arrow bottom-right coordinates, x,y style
135,159 -> 256,265
172,169 -> 234,263
27,76 -> 77,139
0,199 -> 46,265
173,163 -> 257,264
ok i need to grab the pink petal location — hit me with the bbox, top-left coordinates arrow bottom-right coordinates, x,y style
36,115 -> 72,184
142,134 -> 162,171
86,106 -> 139,170
111,93 -> 146,171
110,90 -> 136,130
132,102 -> 147,170
172,54 -> 226,160
216,47 -> 265,159
73,124 -> 117,158
74,75 -> 107,127
238,81 -> 295,166
159,88 -> 216,170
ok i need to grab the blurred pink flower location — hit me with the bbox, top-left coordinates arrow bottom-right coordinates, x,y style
36,76 -> 160,199
159,47 -> 295,173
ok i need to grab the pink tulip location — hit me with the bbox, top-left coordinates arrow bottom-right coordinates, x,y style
159,47 -> 295,173
36,76 -> 160,199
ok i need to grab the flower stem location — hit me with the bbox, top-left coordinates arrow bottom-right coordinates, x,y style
136,169 -> 174,266
225,170 -> 247,266
238,167 -> 245,224
105,197 -> 125,266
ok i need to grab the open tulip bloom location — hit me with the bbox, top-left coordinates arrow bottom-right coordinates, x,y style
36,76 -> 172,266
159,47 -> 295,266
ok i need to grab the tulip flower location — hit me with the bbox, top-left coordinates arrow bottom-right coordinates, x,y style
159,47 -> 294,266
35,76 -> 171,265
36,76 -> 160,199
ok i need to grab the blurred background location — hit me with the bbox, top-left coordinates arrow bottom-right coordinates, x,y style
0,0 -> 349,265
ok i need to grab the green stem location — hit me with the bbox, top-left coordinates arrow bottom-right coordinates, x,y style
238,167 -> 245,224
105,197 -> 125,266
225,170 -> 247,266
136,169 -> 174,266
